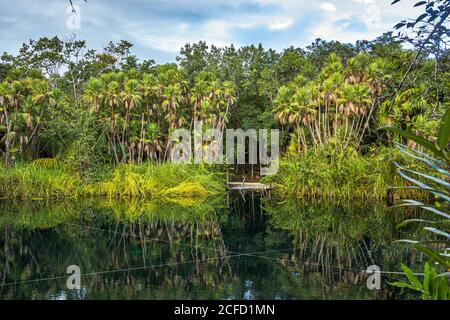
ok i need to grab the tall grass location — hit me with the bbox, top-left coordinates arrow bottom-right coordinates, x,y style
264,147 -> 425,200
0,163 -> 84,200
0,162 -> 224,200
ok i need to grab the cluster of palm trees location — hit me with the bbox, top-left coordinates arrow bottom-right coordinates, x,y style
273,53 -> 387,154
83,69 -> 236,164
0,68 -> 237,166
0,78 -> 63,165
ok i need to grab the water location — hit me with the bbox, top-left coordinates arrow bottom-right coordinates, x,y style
0,192 -> 421,300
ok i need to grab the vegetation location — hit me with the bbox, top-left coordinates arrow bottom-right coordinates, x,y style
374,0 -> 450,300
0,30 -> 447,199
0,195 -> 422,299
383,111 -> 449,300
265,147 -> 413,200
0,163 -> 223,200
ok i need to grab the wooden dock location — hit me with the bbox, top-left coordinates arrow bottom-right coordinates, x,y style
227,182 -> 271,191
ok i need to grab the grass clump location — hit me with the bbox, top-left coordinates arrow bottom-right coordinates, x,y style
0,163 -> 83,200
264,146 -> 420,200
0,162 -> 224,200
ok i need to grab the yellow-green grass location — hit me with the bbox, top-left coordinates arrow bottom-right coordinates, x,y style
0,162 -> 224,200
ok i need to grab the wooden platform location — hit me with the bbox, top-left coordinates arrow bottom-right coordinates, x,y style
227,182 -> 271,191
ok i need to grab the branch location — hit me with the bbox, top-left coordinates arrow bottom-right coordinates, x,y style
68,0 -> 88,14
389,3 -> 450,112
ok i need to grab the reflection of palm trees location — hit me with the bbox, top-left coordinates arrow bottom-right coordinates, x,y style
263,198 -> 423,286
0,196 -> 424,300
0,199 -> 238,299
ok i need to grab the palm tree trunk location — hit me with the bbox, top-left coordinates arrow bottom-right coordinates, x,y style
357,100 -> 377,147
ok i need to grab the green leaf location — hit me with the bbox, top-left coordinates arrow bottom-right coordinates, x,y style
423,263 -> 430,296
379,126 -> 444,158
396,219 -> 436,228
393,199 -> 450,219
423,227 -> 450,239
395,164 -> 450,188
395,142 -> 447,169
396,168 -> 450,202
414,244 -> 450,267
389,281 -> 411,288
401,263 -> 423,290
438,279 -> 449,300
436,107 -> 450,151
397,239 -> 420,244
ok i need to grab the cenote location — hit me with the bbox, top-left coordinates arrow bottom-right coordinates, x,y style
0,192 -> 422,300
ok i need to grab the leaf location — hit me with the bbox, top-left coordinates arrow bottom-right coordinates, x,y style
401,263 -> 422,290
395,163 -> 450,189
392,198 -> 450,219
378,126 -> 444,158
423,263 -> 430,295
395,142 -> 447,167
395,143 -> 449,176
391,0 -> 401,4
414,1 -> 427,6
394,22 -> 406,29
416,13 -> 429,22
414,244 -> 450,267
436,107 -> 450,151
396,219 -> 436,228
389,281 -> 411,288
395,168 -> 450,202
397,239 -> 420,244
423,227 -> 450,239
438,278 -> 449,300
437,272 -> 450,278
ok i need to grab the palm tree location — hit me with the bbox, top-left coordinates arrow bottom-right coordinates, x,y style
121,78 -> 142,162
0,81 -> 14,165
84,78 -> 103,113
30,80 -> 51,105
290,87 -> 312,153
345,83 -> 372,148
190,79 -> 208,126
219,81 -> 236,134
273,86 -> 292,126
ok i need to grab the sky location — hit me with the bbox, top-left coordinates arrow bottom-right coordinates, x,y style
0,0 -> 422,63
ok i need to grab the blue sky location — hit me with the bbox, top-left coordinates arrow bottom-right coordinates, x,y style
0,0 -> 421,63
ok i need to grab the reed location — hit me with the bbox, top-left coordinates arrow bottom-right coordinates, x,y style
0,162 -> 224,200
263,147 -> 425,200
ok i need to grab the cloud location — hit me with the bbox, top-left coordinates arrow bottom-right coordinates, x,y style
126,20 -> 235,52
268,17 -> 294,30
320,3 -> 336,13
0,0 -> 426,63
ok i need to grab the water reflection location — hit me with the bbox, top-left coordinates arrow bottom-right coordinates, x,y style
0,193 -> 420,299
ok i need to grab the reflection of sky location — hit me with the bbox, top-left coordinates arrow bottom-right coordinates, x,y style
0,0 -> 422,63
243,279 -> 255,300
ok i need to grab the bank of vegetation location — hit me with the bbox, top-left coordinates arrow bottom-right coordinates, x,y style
0,162 -> 223,200
0,2 -> 448,201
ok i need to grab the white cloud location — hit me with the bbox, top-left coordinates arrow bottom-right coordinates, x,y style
0,0 -> 427,62
268,17 -> 294,30
126,20 -> 236,52
320,3 -> 336,13
353,0 -> 375,4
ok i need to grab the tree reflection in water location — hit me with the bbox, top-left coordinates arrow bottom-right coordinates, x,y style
0,193 -> 420,299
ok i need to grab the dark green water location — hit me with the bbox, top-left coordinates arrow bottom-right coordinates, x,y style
0,193 -> 420,300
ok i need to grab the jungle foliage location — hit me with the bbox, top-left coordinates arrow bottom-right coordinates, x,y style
0,1 -> 448,200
